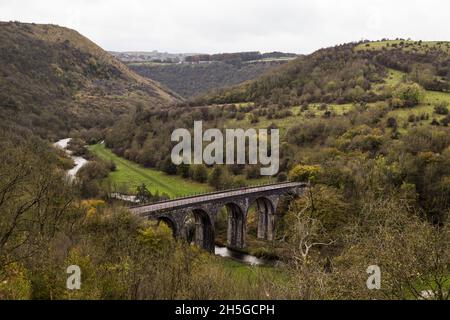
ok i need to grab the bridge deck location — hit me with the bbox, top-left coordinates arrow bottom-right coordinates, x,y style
130,182 -> 307,215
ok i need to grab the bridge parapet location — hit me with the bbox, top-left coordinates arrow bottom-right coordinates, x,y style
130,182 -> 307,215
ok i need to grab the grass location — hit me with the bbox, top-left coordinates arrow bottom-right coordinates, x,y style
214,255 -> 286,284
384,68 -> 405,87
355,40 -> 450,53
424,90 -> 450,105
89,143 -> 211,198
387,89 -> 450,124
224,103 -> 354,138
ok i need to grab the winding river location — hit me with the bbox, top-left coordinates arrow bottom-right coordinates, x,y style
54,138 -> 88,178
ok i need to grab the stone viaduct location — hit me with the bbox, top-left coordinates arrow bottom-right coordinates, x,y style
130,182 -> 307,252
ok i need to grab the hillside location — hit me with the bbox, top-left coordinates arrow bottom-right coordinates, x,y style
111,51 -> 297,98
128,60 -> 285,98
196,40 -> 450,106
0,21 -> 180,139
101,39 -> 450,227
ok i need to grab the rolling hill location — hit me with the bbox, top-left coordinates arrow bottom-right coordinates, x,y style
128,60 -> 285,98
0,21 -> 180,139
195,40 -> 450,106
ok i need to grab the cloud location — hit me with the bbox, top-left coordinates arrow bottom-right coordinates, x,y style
0,0 -> 449,53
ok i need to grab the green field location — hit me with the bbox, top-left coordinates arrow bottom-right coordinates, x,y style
89,144 -> 211,198
355,40 -> 450,53
387,87 -> 450,124
214,256 -> 287,286
225,103 -> 354,139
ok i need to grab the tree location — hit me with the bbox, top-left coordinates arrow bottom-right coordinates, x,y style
209,166 -> 224,190
434,102 -> 449,115
392,83 -> 425,108
161,156 -> 177,175
329,198 -> 450,300
76,160 -> 110,198
136,183 -> 152,203
0,137 -> 78,271
289,164 -> 322,183
386,117 -> 398,130
191,165 -> 208,183
177,163 -> 190,178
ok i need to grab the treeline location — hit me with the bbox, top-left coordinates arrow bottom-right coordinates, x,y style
184,51 -> 297,63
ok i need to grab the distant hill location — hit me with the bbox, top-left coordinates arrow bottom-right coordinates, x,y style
111,50 -> 297,98
128,60 -> 288,98
0,22 -> 180,139
195,40 -> 450,106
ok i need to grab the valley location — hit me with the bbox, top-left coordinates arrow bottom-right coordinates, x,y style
1,20 -> 449,300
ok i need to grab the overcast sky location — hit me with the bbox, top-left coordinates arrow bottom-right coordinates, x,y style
1,0 -> 449,54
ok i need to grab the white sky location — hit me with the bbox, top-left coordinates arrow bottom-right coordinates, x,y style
1,0 -> 449,54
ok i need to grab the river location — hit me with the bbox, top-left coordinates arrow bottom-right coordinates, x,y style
214,246 -> 271,266
54,138 -> 88,178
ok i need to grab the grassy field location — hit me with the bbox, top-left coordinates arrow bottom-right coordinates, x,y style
387,87 -> 450,124
377,68 -> 405,90
214,256 -> 287,286
355,40 -> 450,53
424,90 -> 450,105
89,143 -> 211,198
225,103 -> 354,138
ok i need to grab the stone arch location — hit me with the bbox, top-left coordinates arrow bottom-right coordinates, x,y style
182,208 -> 215,252
157,216 -> 178,237
222,202 -> 246,249
250,197 -> 276,241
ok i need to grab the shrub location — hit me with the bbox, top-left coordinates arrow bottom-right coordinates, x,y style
386,117 -> 398,129
441,114 -> 450,126
434,102 -> 449,115
289,164 -> 322,182
407,114 -> 416,123
392,83 -> 425,108
277,172 -> 288,182
191,165 -> 208,183
245,165 -> 260,179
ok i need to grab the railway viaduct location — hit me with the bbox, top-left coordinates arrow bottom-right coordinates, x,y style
130,182 -> 307,252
